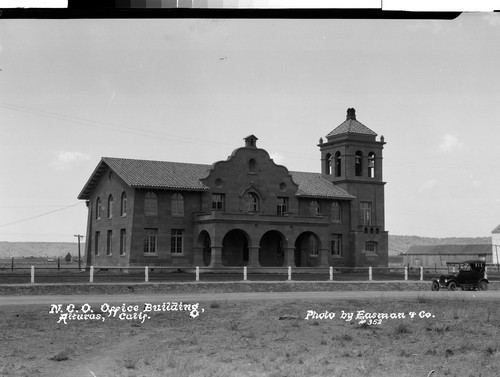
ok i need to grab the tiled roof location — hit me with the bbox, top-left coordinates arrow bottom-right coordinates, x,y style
78,157 -> 355,200
290,171 -> 355,200
491,224 -> 500,234
404,244 -> 492,256
326,119 -> 377,137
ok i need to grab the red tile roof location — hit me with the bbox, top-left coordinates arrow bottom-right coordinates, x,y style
326,119 -> 377,137
78,157 -> 354,201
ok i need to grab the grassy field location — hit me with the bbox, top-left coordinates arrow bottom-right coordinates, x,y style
1,295 -> 499,377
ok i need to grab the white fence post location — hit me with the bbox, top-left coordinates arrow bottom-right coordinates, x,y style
145,266 -> 149,282
288,266 -> 292,281
329,266 -> 333,281
196,266 -> 200,282
243,266 -> 247,281
485,266 -> 488,280
90,266 -> 94,283
31,266 -> 34,284
404,266 -> 408,281
368,266 -> 372,281
420,266 -> 423,281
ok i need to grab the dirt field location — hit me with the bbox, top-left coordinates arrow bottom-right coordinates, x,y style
1,293 -> 499,377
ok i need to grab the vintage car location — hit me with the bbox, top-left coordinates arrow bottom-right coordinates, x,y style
431,260 -> 489,291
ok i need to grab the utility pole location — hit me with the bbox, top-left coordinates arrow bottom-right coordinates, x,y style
74,234 -> 84,270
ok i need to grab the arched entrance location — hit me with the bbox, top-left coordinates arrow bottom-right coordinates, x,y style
259,230 -> 285,267
197,231 -> 211,267
222,229 -> 250,266
294,232 -> 321,267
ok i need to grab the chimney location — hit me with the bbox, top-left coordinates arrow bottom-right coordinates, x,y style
346,108 -> 356,120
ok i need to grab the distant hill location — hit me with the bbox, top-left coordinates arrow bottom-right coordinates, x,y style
0,237 -> 492,259
389,235 -> 491,256
0,242 -> 85,259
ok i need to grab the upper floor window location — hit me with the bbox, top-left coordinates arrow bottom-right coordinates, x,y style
248,159 -> 257,173
107,194 -> 114,218
360,202 -> 372,226
331,234 -> 342,257
331,201 -> 341,221
144,191 -> 158,216
277,197 -> 288,216
368,152 -> 375,178
365,241 -> 377,253
171,193 -> 184,216
335,152 -> 342,177
244,192 -> 259,212
355,151 -> 363,177
212,193 -> 225,211
96,198 -> 102,220
325,153 -> 332,175
310,200 -> 321,216
121,192 -> 127,216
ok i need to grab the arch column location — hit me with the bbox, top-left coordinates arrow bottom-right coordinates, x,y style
283,247 -> 295,267
247,246 -> 261,267
209,245 -> 223,268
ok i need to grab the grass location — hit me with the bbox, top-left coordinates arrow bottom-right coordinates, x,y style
1,296 -> 500,376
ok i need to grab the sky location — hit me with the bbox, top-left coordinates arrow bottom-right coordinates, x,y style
1,12 -> 500,242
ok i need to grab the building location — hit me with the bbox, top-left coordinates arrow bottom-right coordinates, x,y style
77,108 -> 388,269
403,244 -> 492,267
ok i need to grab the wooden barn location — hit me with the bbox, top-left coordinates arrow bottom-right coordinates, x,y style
402,244 -> 492,267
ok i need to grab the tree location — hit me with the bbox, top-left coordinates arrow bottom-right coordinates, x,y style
65,252 -> 72,263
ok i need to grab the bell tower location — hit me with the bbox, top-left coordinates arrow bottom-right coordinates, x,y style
319,108 -> 388,266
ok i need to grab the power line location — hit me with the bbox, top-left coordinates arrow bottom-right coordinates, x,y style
0,202 -> 85,228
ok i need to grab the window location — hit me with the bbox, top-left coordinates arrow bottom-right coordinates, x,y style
244,192 -> 259,212
360,202 -> 372,226
325,153 -> 332,175
96,198 -> 102,220
171,193 -> 184,216
277,197 -> 288,216
106,230 -> 112,256
309,235 -> 318,256
144,192 -> 158,216
171,229 -> 184,254
212,193 -> 225,211
331,235 -> 343,257
95,231 -> 100,255
310,200 -> 321,216
120,229 -> 126,255
331,201 -> 341,221
335,152 -> 342,177
121,192 -> 127,216
368,152 -> 375,178
249,159 -> 256,172
355,151 -> 363,176
365,242 -> 377,253
107,195 -> 114,218
144,229 -> 157,254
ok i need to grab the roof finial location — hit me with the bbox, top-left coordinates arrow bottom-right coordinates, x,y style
346,108 -> 356,120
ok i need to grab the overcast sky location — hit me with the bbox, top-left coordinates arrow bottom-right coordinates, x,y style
1,13 -> 500,242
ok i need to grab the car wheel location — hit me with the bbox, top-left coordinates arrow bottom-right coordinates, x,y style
448,281 -> 457,291
431,281 -> 440,291
478,281 -> 488,291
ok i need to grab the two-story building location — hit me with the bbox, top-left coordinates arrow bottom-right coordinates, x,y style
77,108 -> 388,268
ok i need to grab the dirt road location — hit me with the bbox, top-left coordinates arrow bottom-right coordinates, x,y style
1,290 -> 500,306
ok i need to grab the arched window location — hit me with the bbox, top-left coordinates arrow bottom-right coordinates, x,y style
310,200 -> 321,216
121,192 -> 127,216
244,192 -> 259,212
335,152 -> 342,177
107,194 -> 113,218
355,151 -> 363,177
144,191 -> 158,216
248,159 -> 257,173
325,153 -> 332,175
331,201 -> 341,221
171,193 -> 184,216
96,197 -> 101,220
368,152 -> 375,178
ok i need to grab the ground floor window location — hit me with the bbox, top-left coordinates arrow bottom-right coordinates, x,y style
144,229 -> 157,254
171,229 -> 184,254
106,230 -> 112,256
331,234 -> 342,257
95,231 -> 100,256
120,229 -> 126,255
